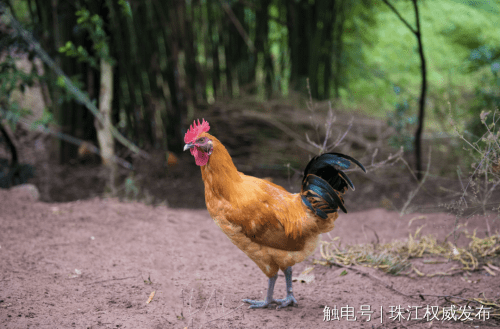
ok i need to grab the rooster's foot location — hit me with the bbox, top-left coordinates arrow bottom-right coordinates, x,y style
275,294 -> 298,309
242,298 -> 280,309
244,267 -> 298,310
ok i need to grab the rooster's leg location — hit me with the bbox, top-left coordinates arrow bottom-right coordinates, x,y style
243,274 -> 281,309
275,266 -> 298,308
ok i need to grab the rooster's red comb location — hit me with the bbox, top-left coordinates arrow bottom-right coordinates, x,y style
184,119 -> 210,143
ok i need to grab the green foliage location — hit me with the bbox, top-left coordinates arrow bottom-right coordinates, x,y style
76,8 -> 110,58
0,53 -> 37,129
387,96 -> 417,151
351,0 -> 500,121
118,0 -> 132,17
9,0 -> 31,24
0,54 -> 35,98
450,0 -> 500,14
466,45 -> 500,138
59,8 -> 115,66
342,1 -> 378,90
124,174 -> 140,200
30,109 -> 54,130
55,74 -> 88,103
0,104 -> 32,130
58,41 -> 97,68
55,75 -> 66,88
268,3 -> 290,95
6,0 -> 500,165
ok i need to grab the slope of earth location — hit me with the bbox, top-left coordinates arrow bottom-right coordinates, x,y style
0,190 -> 499,329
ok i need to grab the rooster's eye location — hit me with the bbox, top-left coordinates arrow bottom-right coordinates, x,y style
197,137 -> 205,143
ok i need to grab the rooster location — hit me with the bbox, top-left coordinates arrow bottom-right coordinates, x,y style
183,119 -> 365,309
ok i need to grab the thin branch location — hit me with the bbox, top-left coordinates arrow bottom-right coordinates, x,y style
88,275 -> 139,285
371,148 -> 379,166
400,147 -> 432,216
381,0 -> 416,34
330,118 -> 353,150
457,167 -> 468,208
344,147 -> 404,174
459,147 -> 491,206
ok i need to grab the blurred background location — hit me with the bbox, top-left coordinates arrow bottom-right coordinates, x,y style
0,0 -> 499,217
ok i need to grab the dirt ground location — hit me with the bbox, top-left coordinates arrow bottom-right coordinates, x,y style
1,187 -> 499,329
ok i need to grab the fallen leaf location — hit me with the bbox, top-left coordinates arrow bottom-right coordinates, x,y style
146,291 -> 155,304
69,269 -> 82,278
340,270 -> 348,276
292,274 -> 315,284
292,268 -> 315,284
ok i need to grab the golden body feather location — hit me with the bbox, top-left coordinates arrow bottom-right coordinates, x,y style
199,133 -> 338,278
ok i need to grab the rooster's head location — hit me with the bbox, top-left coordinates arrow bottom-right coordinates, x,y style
183,119 -> 213,166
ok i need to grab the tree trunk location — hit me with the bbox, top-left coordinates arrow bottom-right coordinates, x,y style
413,0 -> 427,181
382,0 -> 427,181
96,59 -> 116,193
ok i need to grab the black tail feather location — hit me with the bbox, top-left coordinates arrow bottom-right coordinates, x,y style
338,170 -> 354,190
301,152 -> 365,215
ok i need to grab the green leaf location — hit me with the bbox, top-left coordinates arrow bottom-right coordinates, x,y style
56,76 -> 66,88
30,109 -> 54,130
118,0 -> 132,17
340,270 -> 348,276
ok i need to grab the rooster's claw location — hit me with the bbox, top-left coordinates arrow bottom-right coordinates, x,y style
276,295 -> 298,309
243,298 -> 280,309
243,294 -> 298,309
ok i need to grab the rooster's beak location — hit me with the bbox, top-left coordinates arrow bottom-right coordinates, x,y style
183,142 -> 195,151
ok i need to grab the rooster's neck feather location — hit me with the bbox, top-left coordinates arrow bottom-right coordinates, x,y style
200,134 -> 242,200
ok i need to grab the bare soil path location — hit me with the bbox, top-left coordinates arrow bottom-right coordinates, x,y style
1,189 -> 499,328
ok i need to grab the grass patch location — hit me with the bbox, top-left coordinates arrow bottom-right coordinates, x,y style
316,226 -> 500,277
